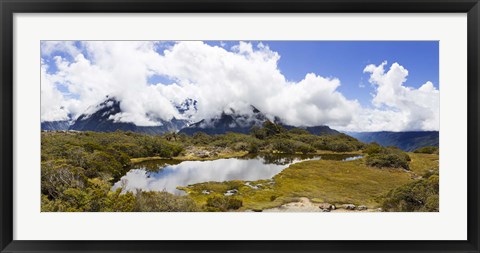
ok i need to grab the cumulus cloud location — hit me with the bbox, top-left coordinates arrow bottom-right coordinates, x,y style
41,41 -> 81,57
40,41 -> 439,132
334,61 -> 439,131
41,60 -> 74,122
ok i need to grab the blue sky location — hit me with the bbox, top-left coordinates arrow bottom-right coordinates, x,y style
41,41 -> 440,131
43,41 -> 439,106
206,41 -> 439,107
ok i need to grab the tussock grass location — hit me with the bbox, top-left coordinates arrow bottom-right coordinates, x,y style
408,153 -> 439,177
131,151 -> 248,164
184,154 -> 438,211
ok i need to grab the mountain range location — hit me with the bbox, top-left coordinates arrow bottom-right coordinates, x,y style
41,97 -> 439,151
42,97 -> 338,136
347,131 -> 439,151
68,97 -> 189,135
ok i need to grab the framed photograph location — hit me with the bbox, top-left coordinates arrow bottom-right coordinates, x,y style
1,0 -> 479,252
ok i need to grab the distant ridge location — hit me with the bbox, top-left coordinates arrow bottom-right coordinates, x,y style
179,106 -> 339,136
346,131 -> 439,151
41,98 -> 340,136
179,105 -> 267,135
41,120 -> 70,131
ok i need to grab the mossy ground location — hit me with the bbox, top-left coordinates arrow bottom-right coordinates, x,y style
407,153 -> 439,176
130,150 -> 248,164
131,149 -> 361,164
181,153 -> 439,211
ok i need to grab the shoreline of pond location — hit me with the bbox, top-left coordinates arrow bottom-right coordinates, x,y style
130,149 -> 364,164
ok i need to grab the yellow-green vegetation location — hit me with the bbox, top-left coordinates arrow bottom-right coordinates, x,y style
41,121 -> 438,212
171,149 -> 248,161
130,150 -> 248,164
413,146 -> 439,155
204,195 -> 243,212
378,152 -> 439,212
408,152 -> 439,177
182,153 -> 439,211
313,150 -> 363,155
41,130 -> 197,212
364,143 -> 411,170
130,156 -> 166,164
382,173 -> 439,212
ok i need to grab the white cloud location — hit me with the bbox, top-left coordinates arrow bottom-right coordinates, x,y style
40,62 -> 70,121
41,41 -> 80,57
334,61 -> 439,131
41,41 -> 439,132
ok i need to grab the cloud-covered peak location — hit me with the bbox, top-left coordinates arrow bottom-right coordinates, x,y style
41,41 -> 439,132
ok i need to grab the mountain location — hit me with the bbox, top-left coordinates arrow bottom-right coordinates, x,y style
179,105 -> 267,135
41,120 -> 70,131
274,117 -> 339,136
44,98 -> 340,136
179,106 -> 339,136
175,98 -> 197,115
347,131 -> 439,151
69,97 -> 188,134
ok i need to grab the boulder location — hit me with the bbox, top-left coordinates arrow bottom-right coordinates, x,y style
318,203 -> 335,211
356,205 -> 368,211
197,150 -> 210,158
224,189 -> 238,196
342,204 -> 356,210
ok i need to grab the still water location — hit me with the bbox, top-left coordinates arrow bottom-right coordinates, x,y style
112,154 -> 362,195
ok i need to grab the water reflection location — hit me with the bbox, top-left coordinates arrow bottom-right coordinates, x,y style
112,154 -> 362,195
342,155 -> 364,161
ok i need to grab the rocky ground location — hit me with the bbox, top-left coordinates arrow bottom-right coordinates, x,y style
262,197 -> 381,212
179,146 -> 247,160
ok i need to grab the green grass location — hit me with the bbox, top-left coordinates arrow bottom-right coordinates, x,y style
183,153 -> 438,211
131,149 -> 361,164
408,153 -> 439,177
131,150 -> 248,164
41,130 -> 438,212
173,150 -> 248,161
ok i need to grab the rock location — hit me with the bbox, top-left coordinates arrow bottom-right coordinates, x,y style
342,204 -> 356,210
356,205 -> 367,211
318,203 -> 335,211
298,197 -> 310,204
195,150 -> 212,158
224,189 -> 238,196
201,190 -> 211,195
244,182 -> 261,189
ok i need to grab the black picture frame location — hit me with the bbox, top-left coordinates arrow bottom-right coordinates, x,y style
1,0 -> 479,252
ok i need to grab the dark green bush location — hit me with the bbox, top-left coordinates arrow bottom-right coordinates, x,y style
365,145 -> 411,170
251,121 -> 286,140
271,139 -> 315,154
41,160 -> 87,199
205,195 -> 243,211
40,131 -> 195,212
414,146 -> 439,154
364,142 -> 383,155
191,132 -> 212,145
366,153 -> 410,170
312,134 -> 364,152
288,128 -> 311,135
381,174 -> 439,212
247,142 -> 259,153
135,191 -> 198,212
